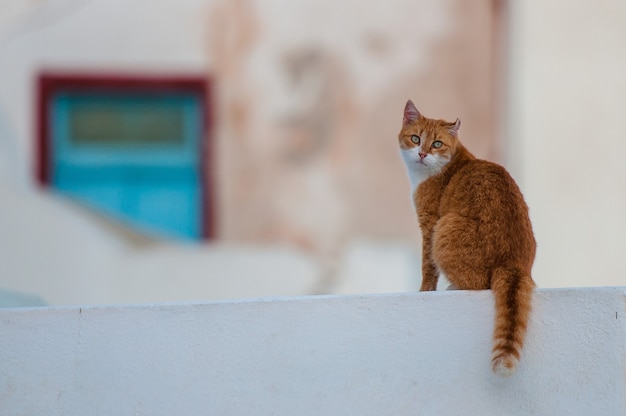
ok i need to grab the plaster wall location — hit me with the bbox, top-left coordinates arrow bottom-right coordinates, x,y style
0,181 -> 321,305
507,1 -> 626,287
2,287 -> 625,415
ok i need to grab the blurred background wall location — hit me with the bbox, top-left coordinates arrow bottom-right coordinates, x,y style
508,0 -> 626,288
0,0 -> 624,306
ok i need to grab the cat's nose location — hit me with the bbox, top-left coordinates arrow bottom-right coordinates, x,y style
419,152 -> 427,160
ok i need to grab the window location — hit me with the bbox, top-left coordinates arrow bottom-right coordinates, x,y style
37,74 -> 213,240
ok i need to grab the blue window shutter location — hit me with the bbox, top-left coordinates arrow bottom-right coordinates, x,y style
50,92 -> 204,240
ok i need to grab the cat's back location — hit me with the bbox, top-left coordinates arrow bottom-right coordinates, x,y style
441,157 -> 530,221
439,157 -> 536,265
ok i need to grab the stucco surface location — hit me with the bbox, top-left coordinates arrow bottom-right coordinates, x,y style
2,287 -> 625,415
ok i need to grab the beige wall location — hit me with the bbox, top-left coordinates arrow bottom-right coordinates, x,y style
208,0 -> 498,260
507,1 -> 626,287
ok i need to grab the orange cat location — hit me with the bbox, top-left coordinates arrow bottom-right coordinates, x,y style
399,100 -> 536,376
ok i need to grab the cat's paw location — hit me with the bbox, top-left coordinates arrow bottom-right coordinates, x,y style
492,354 -> 518,377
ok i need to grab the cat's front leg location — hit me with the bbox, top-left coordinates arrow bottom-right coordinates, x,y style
420,235 -> 439,291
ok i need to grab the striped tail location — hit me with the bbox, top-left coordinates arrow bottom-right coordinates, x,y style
490,267 -> 535,377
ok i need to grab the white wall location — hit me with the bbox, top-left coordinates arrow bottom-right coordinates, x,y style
507,1 -> 626,288
2,287 -> 625,415
0,175 -> 321,304
0,173 -> 417,305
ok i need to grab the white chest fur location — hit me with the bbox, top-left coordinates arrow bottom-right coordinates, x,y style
400,147 -> 450,197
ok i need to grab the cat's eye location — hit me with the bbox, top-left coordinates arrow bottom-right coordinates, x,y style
410,135 -> 420,145
432,141 -> 443,149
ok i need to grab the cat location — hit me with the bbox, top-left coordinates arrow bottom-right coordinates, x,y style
399,100 -> 536,377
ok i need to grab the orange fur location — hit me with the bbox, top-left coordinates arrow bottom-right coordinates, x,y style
399,100 -> 536,376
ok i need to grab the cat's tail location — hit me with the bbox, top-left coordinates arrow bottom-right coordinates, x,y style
490,266 -> 535,377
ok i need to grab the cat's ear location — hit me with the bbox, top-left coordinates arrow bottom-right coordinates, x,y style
448,118 -> 461,136
403,100 -> 421,125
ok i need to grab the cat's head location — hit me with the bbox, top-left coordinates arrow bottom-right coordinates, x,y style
398,100 -> 460,179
